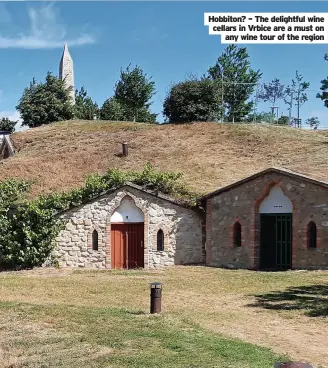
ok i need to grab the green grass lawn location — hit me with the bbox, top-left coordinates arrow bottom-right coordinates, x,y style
0,266 -> 327,367
0,301 -> 286,368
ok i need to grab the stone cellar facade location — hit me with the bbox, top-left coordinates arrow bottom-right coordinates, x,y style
54,184 -> 204,269
53,168 -> 328,271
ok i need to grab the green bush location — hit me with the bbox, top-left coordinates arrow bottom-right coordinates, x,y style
0,164 -> 196,270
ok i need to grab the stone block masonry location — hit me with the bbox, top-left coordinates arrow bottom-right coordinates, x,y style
53,186 -> 204,269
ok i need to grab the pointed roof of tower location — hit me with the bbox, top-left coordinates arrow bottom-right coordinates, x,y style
59,43 -> 74,81
60,42 -> 72,63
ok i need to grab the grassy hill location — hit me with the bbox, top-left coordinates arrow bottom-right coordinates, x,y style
4,120 -> 328,198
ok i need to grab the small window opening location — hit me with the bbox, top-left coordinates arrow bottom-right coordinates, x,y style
157,229 -> 164,251
92,230 -> 99,251
307,221 -> 317,249
233,222 -> 242,247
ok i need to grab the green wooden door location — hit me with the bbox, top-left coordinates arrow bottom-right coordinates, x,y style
260,214 -> 292,271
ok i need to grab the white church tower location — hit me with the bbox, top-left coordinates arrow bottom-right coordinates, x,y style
59,43 -> 75,104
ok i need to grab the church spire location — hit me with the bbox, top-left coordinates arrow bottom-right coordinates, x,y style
59,43 -> 75,104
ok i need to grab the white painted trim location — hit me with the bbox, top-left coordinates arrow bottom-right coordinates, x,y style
259,185 -> 293,214
110,196 -> 144,223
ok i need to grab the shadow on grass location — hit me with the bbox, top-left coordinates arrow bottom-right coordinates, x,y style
248,284 -> 328,317
120,308 -> 147,315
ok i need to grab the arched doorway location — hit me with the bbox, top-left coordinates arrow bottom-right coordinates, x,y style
259,185 -> 293,271
110,196 -> 145,269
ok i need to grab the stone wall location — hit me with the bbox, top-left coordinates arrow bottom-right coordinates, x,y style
54,186 -> 204,269
206,171 -> 328,270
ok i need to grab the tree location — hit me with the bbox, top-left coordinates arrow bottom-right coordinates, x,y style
16,72 -> 74,128
0,117 -> 18,133
317,54 -> 328,108
135,106 -> 157,123
100,97 -> 157,123
284,70 -> 310,128
258,78 -> 286,120
163,77 -> 221,123
277,115 -> 289,125
305,117 -> 320,130
114,64 -> 156,122
208,45 -> 262,122
74,87 -> 99,120
100,97 -> 126,121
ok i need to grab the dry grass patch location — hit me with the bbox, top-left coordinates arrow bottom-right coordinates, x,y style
0,267 -> 327,367
2,121 -> 328,198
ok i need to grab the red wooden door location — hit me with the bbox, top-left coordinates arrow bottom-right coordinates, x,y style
111,224 -> 125,269
111,223 -> 144,269
126,223 -> 144,269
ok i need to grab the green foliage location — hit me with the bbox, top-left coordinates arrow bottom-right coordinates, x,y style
100,97 -> 127,121
244,111 -> 274,123
114,64 -> 156,122
129,163 -> 193,201
284,70 -> 310,126
277,115 -> 290,125
163,77 -> 221,123
317,53 -> 328,108
7,201 -> 64,270
100,96 -> 157,123
134,106 -> 157,123
258,79 -> 286,121
208,45 -> 262,122
74,87 -> 99,120
246,113 -> 289,126
0,179 -> 33,269
0,165 -> 194,270
0,117 -> 18,133
16,72 -> 74,128
305,116 -> 320,129
258,78 -> 286,106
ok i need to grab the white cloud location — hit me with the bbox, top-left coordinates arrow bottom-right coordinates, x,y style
0,110 -> 20,122
0,3 -> 95,49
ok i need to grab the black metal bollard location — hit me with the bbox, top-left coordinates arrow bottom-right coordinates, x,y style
274,363 -> 313,368
122,141 -> 128,157
150,282 -> 162,314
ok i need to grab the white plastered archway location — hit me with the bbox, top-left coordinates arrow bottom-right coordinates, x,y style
110,196 -> 144,223
259,185 -> 293,214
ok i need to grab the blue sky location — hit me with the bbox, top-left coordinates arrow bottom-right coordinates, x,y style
0,1 -> 328,130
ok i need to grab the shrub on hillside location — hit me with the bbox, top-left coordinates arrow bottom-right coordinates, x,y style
163,78 -> 221,123
0,164 -> 196,270
0,117 -> 18,133
100,97 -> 157,123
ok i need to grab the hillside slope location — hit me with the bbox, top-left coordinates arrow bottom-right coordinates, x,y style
3,120 -> 328,198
